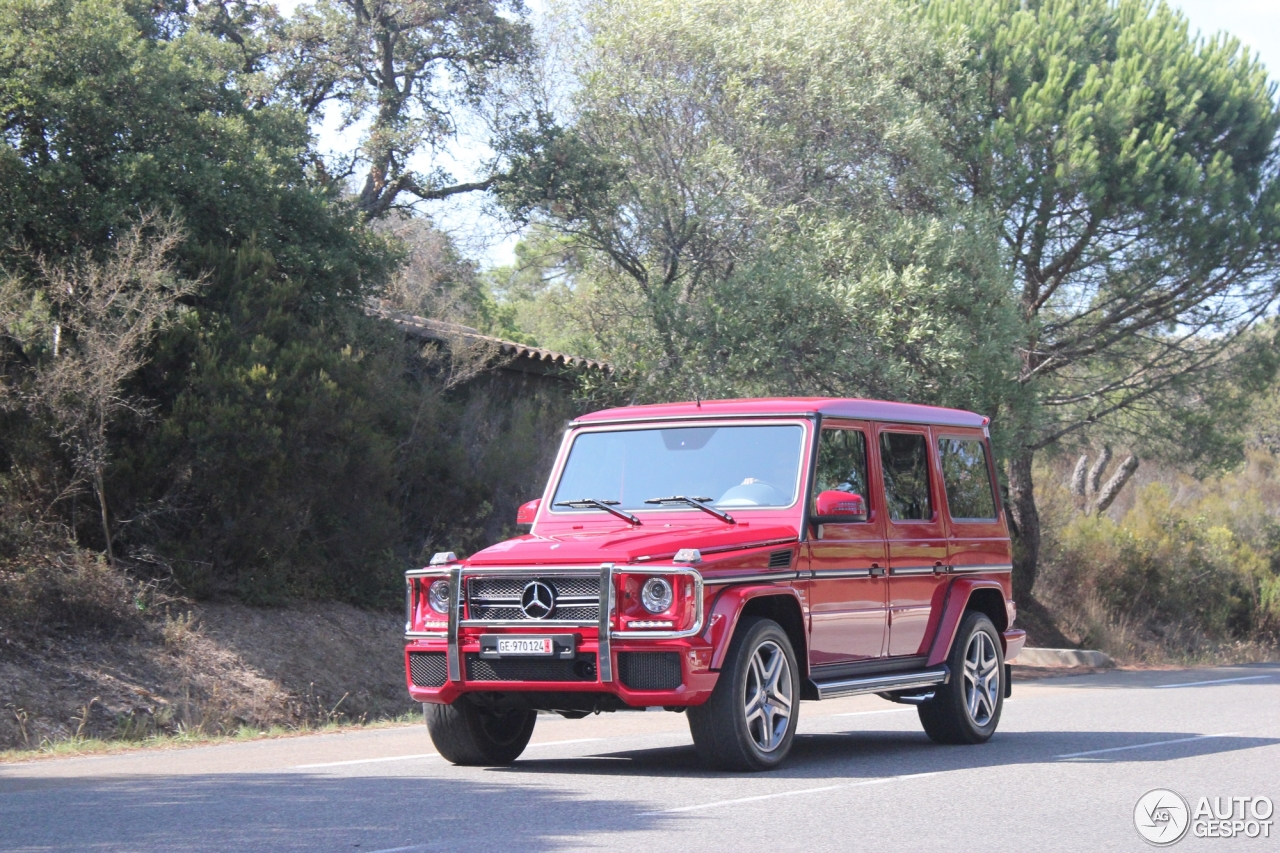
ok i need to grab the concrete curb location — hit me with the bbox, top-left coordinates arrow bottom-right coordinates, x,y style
1011,647 -> 1115,668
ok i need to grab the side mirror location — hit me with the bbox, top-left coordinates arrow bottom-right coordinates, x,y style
813,490 -> 868,523
516,498 -> 541,526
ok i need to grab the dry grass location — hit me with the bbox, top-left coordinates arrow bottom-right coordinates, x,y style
0,563 -> 418,753
0,714 -> 422,764
1037,589 -> 1278,666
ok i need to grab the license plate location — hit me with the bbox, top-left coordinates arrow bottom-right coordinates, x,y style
496,637 -> 554,656
480,633 -> 575,659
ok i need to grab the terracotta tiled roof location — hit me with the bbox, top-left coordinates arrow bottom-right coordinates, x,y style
368,305 -> 612,373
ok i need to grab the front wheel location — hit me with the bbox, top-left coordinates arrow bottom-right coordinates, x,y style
425,697 -> 536,765
688,616 -> 799,771
918,611 -> 1004,744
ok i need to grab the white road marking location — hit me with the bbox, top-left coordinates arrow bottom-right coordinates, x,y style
364,846 -> 430,853
645,784 -> 844,814
1153,675 -> 1274,689
1054,732 -> 1239,760
294,753 -> 438,769
638,772 -> 938,815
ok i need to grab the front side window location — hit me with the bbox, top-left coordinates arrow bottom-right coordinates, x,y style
551,424 -> 805,512
879,431 -> 933,521
812,428 -> 869,513
939,438 -> 997,521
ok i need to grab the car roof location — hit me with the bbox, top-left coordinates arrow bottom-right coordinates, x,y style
573,397 -> 988,428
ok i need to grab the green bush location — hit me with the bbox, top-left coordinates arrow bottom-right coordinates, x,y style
0,0 -> 579,612
1039,451 -> 1280,658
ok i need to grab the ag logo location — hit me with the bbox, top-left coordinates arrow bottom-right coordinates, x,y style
520,580 -> 556,619
1135,789 -> 1191,846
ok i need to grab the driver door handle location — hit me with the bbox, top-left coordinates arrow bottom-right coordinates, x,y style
869,564 -> 885,577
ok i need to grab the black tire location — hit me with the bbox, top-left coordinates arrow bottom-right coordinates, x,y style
425,697 -> 537,765
688,616 -> 800,771
918,611 -> 1004,745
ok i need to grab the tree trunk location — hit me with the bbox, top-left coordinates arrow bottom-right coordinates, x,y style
1086,445 -> 1112,495
1093,455 -> 1139,515
93,469 -> 115,566
1007,448 -> 1040,600
1069,454 -> 1088,497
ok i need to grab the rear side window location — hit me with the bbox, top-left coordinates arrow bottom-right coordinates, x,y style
939,438 -> 997,521
879,432 -> 932,521
813,428 -> 870,513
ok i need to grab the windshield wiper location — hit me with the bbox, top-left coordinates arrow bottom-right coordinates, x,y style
553,498 -> 642,526
644,495 -> 735,524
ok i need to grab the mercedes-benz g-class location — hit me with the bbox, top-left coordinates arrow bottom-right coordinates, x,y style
404,397 -> 1025,770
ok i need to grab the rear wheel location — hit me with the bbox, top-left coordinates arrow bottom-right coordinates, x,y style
918,611 -> 1003,744
425,697 -> 537,765
688,616 -> 799,771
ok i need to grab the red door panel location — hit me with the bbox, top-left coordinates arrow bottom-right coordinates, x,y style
878,424 -> 949,658
807,525 -> 887,664
805,422 -> 887,664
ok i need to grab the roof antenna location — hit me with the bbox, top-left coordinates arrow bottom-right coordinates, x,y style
695,389 -> 702,409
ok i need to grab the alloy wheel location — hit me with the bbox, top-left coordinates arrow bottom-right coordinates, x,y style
963,630 -> 1000,727
743,639 -> 793,752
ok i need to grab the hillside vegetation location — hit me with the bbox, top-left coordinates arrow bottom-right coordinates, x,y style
1036,450 -> 1280,661
2,0 -> 1279,749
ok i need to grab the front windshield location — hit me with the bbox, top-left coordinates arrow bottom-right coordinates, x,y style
551,424 -> 806,512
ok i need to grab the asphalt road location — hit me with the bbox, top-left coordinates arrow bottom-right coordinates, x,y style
2,664 -> 1279,852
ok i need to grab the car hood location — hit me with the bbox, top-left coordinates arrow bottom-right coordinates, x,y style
465,521 -> 800,566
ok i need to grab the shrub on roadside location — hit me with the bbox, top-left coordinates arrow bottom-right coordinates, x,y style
0,489 -> 143,635
1037,451 -> 1280,660
0,550 -> 146,637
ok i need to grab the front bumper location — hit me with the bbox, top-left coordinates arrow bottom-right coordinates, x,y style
406,562 -> 715,707
405,632 -> 719,706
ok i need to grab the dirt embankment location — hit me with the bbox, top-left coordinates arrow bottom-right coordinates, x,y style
0,599 -> 415,750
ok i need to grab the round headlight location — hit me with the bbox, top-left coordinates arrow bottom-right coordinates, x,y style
640,577 -> 674,614
428,579 -> 451,614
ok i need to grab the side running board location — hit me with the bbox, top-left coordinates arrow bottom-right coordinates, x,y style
809,666 -> 950,701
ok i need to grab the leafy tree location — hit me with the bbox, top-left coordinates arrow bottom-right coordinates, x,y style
276,0 -> 534,218
0,0 -> 411,601
0,0 -> 384,284
501,0 -> 1024,424
0,0 -> 590,609
374,214 -> 490,326
480,226 -> 585,348
1242,320 -> 1280,456
0,216 -> 197,565
925,0 -> 1280,596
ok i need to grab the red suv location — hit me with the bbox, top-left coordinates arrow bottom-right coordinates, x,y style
404,397 -> 1026,770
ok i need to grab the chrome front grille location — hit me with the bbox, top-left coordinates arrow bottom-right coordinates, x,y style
465,574 -> 601,623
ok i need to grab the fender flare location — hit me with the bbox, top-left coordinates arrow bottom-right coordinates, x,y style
925,578 -> 1010,667
704,584 -> 806,671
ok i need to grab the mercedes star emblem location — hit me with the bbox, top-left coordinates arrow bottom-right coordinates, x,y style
520,580 -> 556,619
